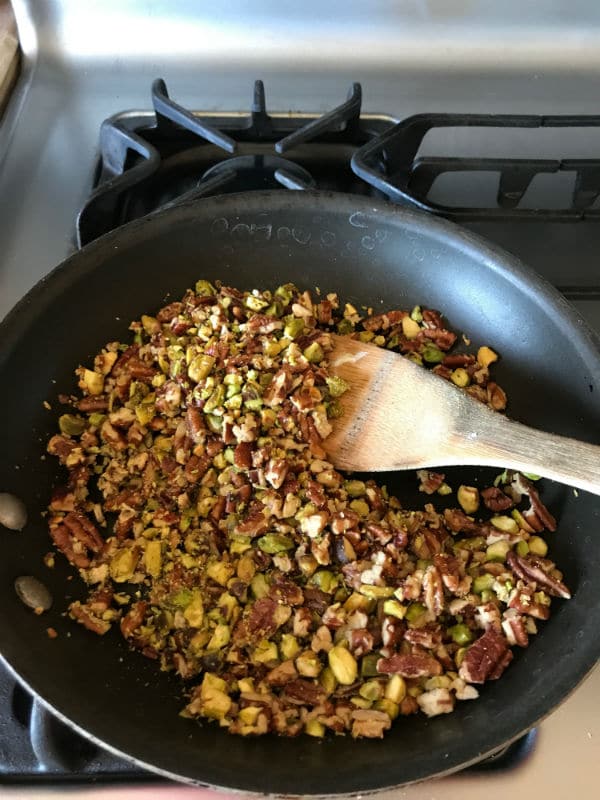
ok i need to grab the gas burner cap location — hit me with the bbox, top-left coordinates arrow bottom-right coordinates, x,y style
201,154 -> 315,192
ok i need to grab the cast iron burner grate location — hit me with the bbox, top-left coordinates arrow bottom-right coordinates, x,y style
76,78 -> 386,246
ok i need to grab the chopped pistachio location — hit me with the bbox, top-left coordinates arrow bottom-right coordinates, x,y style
328,646 -> 358,685
305,719 -> 326,737
81,369 -> 104,396
326,375 -> 350,398
473,573 -> 495,594
109,549 -> 136,583
58,414 -> 86,437
485,540 -> 512,563
401,315 -> 421,339
448,623 -> 474,645
457,485 -> 480,514
422,344 -> 444,364
477,345 -> 498,368
450,368 -> 470,388
490,515 -> 519,534
528,536 -> 548,557
257,533 -> 294,554
385,674 -> 406,704
303,342 -> 324,363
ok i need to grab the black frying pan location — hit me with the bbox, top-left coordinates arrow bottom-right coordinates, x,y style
1,191 -> 599,795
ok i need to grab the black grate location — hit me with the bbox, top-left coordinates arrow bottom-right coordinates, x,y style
77,79 -> 379,247
352,113 -> 600,220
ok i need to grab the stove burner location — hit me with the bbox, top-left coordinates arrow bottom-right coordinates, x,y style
200,154 -> 315,192
77,79 -> 370,247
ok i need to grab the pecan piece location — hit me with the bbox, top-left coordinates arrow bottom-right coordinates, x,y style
481,487 -> 514,512
423,565 -> 445,615
377,654 -> 443,678
506,551 -> 570,599
351,709 -> 391,739
511,473 -> 557,532
234,442 -> 253,470
49,524 -> 90,568
348,628 -> 374,657
404,624 -> 442,649
459,628 -> 512,684
63,512 -> 104,552
69,600 -> 111,635
269,575 -> 304,606
263,367 -> 293,407
246,597 -> 279,641
156,301 -> 184,322
266,660 -> 298,687
283,679 -> 327,706
120,601 -> 148,638
443,508 -> 480,534
417,470 -> 445,495
502,613 -> 529,647
507,586 -> 550,620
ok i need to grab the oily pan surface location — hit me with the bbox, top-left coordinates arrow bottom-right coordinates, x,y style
0,193 -> 598,794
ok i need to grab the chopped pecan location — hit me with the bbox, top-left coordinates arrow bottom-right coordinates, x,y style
47,434 -> 78,463
377,654 -> 443,678
348,628 -> 374,657
120,601 -> 148,638
486,382 -> 507,410
433,553 -> 467,595
459,628 -> 512,684
511,473 -> 557,532
502,613 -> 529,647
381,616 -> 405,648
69,600 -> 111,635
266,660 -> 298,686
366,522 -> 393,545
351,709 -> 391,738
305,479 -> 327,508
63,512 -> 103,552
507,586 -> 550,620
417,470 -> 445,495
283,679 -> 327,707
443,508 -> 480,534
156,301 -> 183,322
236,506 -> 268,537
78,396 -> 109,412
263,367 -> 293,407
303,587 -> 330,615
423,565 -> 445,615
481,487 -> 514,512
269,575 -> 304,606
49,524 -> 90,568
404,624 -> 442,649
246,598 -> 279,641
234,442 -> 253,470
506,551 -> 570,598
264,458 -> 288,489
185,406 -> 206,443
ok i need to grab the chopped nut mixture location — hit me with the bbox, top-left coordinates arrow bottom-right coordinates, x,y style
46,281 -> 570,738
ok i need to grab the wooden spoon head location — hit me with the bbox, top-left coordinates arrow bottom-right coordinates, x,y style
324,335 -> 471,472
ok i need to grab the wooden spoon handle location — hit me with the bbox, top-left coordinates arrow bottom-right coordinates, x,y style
449,412 -> 600,496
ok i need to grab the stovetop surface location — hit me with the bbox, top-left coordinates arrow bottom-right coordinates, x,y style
1,1 -> 600,797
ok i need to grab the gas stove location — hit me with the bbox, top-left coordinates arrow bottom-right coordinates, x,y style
1,2 -> 599,798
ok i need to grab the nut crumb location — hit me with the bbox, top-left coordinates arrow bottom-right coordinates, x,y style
46,627 -> 58,639
43,401 -> 52,410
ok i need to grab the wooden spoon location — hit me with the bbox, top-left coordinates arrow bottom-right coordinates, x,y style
323,334 -> 600,496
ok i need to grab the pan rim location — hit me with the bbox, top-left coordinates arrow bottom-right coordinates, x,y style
0,190 -> 599,794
